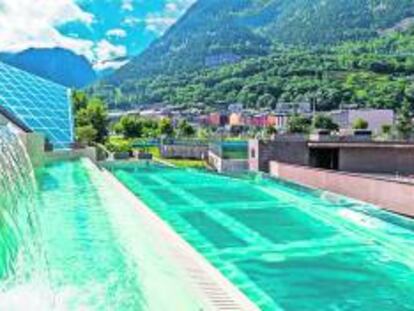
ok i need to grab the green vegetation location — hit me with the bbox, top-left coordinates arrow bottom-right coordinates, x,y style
159,158 -> 206,169
145,146 -> 206,169
76,125 -> 97,145
396,100 -> 414,139
113,115 -> 159,139
93,28 -> 414,115
72,91 -> 109,144
312,114 -> 339,131
177,120 -> 196,137
287,115 -> 311,134
103,0 -> 414,82
352,118 -> 369,130
158,118 -> 174,137
106,137 -> 133,153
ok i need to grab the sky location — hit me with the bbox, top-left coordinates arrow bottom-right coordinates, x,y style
0,0 -> 195,70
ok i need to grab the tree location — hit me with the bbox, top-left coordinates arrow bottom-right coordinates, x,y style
116,116 -> 143,138
177,119 -> 196,137
312,114 -> 339,131
197,127 -> 211,140
352,118 -> 369,130
72,90 -> 88,112
158,118 -> 174,137
257,93 -> 276,109
76,125 -> 97,145
76,98 -> 109,143
265,126 -> 278,137
287,115 -> 311,134
396,100 -> 413,139
381,124 -> 392,135
141,119 -> 159,138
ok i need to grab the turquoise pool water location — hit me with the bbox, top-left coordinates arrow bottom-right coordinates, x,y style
0,159 -> 203,310
108,162 -> 414,311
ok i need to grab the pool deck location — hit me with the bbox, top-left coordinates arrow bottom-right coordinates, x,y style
97,161 -> 259,311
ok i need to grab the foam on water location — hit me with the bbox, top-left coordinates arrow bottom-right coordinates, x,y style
0,127 -> 54,309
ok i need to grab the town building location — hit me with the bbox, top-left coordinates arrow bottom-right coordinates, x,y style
249,134 -> 414,217
276,102 -> 312,114
229,112 -> 244,127
206,112 -> 229,127
328,109 -> 394,133
228,103 -> 244,114
267,114 -> 289,130
249,134 -> 414,175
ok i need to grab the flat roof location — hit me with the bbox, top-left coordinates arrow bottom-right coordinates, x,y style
308,141 -> 414,149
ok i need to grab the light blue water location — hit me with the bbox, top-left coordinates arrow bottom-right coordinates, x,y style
0,159 -> 203,310
107,162 -> 414,311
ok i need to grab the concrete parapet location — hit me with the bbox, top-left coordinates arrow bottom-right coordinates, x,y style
270,161 -> 414,217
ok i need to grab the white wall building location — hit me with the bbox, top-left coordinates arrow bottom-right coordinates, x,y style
329,109 -> 394,133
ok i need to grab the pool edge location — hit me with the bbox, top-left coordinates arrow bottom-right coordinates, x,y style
88,159 -> 259,311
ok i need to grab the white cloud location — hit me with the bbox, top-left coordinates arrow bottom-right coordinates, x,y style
122,16 -> 141,27
145,15 -> 177,34
145,0 -> 196,34
106,28 -> 127,38
94,39 -> 127,62
94,59 -> 129,71
165,3 -> 178,13
0,0 -> 95,59
92,39 -> 127,70
121,0 -> 133,12
0,0 -> 197,66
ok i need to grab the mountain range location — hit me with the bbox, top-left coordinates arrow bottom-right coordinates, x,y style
107,0 -> 414,83
0,48 -> 96,88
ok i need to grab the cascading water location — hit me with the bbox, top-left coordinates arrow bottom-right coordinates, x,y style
0,126 -> 48,299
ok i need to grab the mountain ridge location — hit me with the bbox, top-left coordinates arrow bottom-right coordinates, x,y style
0,48 -> 96,88
107,0 -> 414,83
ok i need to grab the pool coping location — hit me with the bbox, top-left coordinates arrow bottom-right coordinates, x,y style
93,160 -> 259,311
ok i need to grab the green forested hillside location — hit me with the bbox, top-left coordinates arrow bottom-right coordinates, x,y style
91,27 -> 414,112
106,0 -> 414,82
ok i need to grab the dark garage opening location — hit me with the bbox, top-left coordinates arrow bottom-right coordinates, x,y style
309,148 -> 339,170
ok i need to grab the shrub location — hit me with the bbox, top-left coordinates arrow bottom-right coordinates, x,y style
76,125 -> 97,145
106,138 -> 132,153
287,114 -> 311,134
352,118 -> 369,130
312,114 -> 339,131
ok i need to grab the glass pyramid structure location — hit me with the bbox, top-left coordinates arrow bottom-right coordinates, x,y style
0,61 -> 74,149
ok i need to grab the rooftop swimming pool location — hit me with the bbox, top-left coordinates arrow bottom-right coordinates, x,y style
0,159 -> 205,310
107,162 -> 414,311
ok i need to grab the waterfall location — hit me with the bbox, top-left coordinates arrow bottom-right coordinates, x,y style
0,126 -> 45,289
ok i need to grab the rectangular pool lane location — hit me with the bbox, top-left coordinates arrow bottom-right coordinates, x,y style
107,162 -> 414,311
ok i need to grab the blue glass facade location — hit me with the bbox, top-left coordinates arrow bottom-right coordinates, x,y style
0,62 -> 74,149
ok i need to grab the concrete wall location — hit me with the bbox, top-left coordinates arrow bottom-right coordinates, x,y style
160,144 -> 208,159
270,161 -> 414,217
339,147 -> 414,174
44,147 -> 97,164
249,137 -> 309,172
208,151 -> 248,173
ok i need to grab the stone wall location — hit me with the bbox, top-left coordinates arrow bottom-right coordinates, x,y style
270,161 -> 414,217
